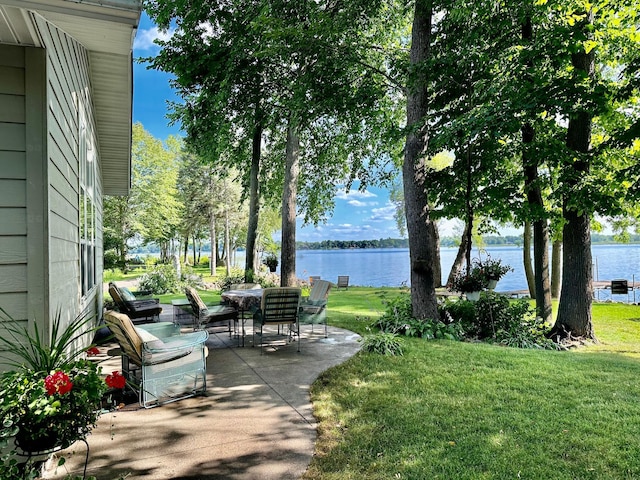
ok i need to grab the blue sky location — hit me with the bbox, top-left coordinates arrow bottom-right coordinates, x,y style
132,13 -> 407,242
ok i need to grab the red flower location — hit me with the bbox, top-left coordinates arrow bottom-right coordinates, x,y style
44,371 -> 73,396
86,347 -> 100,356
105,371 -> 126,389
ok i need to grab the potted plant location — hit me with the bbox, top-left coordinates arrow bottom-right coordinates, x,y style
263,253 -> 279,272
0,307 -> 125,477
449,267 -> 488,301
478,256 -> 512,289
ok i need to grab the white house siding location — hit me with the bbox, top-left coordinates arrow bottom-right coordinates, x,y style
0,44 -> 29,324
32,13 -> 103,327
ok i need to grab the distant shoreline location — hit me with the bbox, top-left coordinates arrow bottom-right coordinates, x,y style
128,240 -> 640,255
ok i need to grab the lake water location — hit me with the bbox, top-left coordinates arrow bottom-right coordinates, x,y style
262,244 -> 640,301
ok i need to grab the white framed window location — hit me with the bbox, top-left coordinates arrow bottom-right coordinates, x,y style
79,111 -> 96,296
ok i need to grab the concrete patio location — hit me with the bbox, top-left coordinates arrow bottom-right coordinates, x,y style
44,309 -> 361,480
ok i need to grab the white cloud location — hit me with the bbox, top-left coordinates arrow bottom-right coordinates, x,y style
369,204 -> 396,222
348,200 -> 368,207
336,189 -> 377,201
134,26 -> 174,52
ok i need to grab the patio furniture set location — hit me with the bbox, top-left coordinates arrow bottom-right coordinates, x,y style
105,278 -> 336,408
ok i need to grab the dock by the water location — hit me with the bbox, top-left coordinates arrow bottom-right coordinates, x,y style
501,280 -> 640,302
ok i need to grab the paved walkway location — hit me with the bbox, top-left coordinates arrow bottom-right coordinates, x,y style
45,308 -> 361,480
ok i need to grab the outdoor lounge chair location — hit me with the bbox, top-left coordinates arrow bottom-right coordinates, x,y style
184,286 -> 238,334
336,275 -> 350,290
252,287 -> 302,353
104,310 -> 209,408
108,282 -> 162,324
300,279 -> 331,337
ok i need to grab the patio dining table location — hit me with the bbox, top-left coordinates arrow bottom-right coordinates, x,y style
221,289 -> 263,346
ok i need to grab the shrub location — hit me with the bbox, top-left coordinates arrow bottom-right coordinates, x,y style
472,291 -> 514,339
495,300 -> 556,349
138,264 -> 181,294
439,298 -> 476,330
360,332 -> 404,356
405,317 -> 464,341
374,294 -> 464,341
218,269 -> 249,290
103,250 -> 119,270
254,271 -> 279,288
439,293 -> 553,349
373,293 -> 413,334
181,265 -> 205,289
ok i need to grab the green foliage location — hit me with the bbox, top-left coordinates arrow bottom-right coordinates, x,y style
138,264 -> 203,294
359,332 -> 404,356
138,264 -> 180,294
472,292 -> 516,339
103,250 -> 119,271
449,266 -> 488,293
180,265 -> 205,289
0,360 -> 107,449
495,301 -> 557,350
262,253 -> 278,270
374,293 -> 464,340
438,293 -> 553,349
373,293 -> 414,334
218,269 -> 249,291
405,318 -> 465,341
0,307 -> 97,372
439,298 -> 476,327
254,271 -> 279,288
476,255 -> 512,280
0,308 -> 110,479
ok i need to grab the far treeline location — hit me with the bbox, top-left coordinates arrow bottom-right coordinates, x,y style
297,234 -> 640,251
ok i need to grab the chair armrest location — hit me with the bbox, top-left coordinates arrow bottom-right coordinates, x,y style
132,289 -> 153,297
125,298 -> 160,308
143,330 -> 209,354
138,322 -> 181,338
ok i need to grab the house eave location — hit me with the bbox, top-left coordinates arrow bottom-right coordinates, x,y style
0,0 -> 141,195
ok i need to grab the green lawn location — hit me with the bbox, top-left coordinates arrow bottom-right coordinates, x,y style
304,299 -> 640,479
106,273 -> 640,478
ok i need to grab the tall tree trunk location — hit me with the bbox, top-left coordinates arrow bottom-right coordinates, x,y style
551,238 -> 562,298
521,17 -> 552,322
209,175 -> 217,276
402,1 -> 439,321
117,200 -> 128,272
245,111 -> 262,283
225,208 -> 231,276
433,221 -> 442,287
523,221 -> 535,297
464,143 -> 473,273
552,12 -> 596,340
281,120 -> 300,287
523,124 -> 552,321
446,220 -> 471,287
192,235 -> 197,266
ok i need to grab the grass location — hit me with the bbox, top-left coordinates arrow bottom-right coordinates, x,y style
303,299 -> 640,479
104,273 -> 640,478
